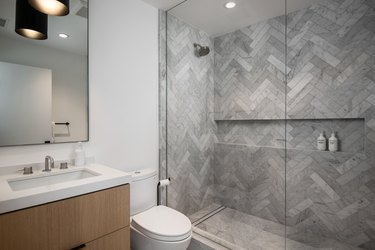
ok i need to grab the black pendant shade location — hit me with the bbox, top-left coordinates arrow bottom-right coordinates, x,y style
15,0 -> 48,40
28,0 -> 70,16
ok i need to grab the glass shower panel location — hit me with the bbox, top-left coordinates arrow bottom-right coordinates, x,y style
164,8 -> 216,216
163,1 -> 288,249
286,0 -> 375,249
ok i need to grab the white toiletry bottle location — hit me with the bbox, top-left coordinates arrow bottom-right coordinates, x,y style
75,142 -> 85,166
328,132 -> 338,152
317,133 -> 327,151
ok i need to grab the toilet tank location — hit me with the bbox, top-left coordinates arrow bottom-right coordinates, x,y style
130,169 -> 158,216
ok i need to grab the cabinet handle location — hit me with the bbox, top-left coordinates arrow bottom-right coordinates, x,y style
70,244 -> 86,250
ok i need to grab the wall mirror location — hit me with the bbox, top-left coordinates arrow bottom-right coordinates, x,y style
0,0 -> 88,147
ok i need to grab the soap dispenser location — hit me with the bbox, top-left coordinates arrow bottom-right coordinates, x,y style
75,142 -> 85,166
317,132 -> 327,151
329,132 -> 338,152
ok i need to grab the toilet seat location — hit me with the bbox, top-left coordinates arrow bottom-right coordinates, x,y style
131,205 -> 191,242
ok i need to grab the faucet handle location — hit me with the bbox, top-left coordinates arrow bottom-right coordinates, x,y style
19,166 -> 33,175
60,162 -> 68,169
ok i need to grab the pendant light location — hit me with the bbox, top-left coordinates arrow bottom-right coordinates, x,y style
28,0 -> 70,16
15,0 -> 48,40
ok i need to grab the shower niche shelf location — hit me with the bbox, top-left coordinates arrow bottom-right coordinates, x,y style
214,117 -> 365,122
216,118 -> 365,153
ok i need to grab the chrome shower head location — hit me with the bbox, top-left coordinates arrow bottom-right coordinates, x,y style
194,43 -> 210,57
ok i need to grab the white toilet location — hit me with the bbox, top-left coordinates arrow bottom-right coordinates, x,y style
129,169 -> 192,250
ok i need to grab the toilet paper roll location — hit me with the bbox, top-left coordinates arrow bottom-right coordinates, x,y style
158,178 -> 170,187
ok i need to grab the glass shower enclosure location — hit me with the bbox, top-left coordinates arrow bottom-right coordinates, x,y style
159,0 -> 375,249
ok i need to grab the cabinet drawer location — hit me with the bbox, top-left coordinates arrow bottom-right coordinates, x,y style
0,184 -> 129,250
84,227 -> 130,250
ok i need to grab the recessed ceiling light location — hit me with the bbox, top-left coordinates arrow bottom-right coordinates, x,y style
225,2 -> 236,9
58,33 -> 69,38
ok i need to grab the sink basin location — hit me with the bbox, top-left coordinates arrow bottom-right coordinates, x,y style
8,169 -> 100,191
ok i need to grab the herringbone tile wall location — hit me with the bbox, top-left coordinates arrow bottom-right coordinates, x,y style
287,0 -> 375,120
213,143 -> 286,224
165,14 -> 217,215
285,149 -> 374,249
214,0 -> 375,121
285,0 -> 375,248
214,15 -> 287,120
211,0 -> 375,248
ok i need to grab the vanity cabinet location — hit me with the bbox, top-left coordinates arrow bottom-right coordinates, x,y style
84,227 -> 130,249
0,184 -> 130,250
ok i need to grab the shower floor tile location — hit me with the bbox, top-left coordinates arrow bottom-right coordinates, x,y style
193,207 -> 362,250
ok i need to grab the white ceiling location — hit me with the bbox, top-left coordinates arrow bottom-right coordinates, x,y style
0,0 -> 87,55
142,0 -> 319,37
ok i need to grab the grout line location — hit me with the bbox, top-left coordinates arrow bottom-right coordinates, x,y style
284,0 -> 288,249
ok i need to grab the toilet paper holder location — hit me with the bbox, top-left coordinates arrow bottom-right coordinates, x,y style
157,178 -> 170,205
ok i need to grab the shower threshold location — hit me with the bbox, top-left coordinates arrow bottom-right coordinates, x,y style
189,205 -> 363,250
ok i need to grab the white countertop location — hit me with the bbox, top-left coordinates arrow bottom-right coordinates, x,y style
0,164 -> 132,214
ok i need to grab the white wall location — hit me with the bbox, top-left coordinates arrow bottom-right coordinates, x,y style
0,0 -> 159,172
87,0 -> 159,171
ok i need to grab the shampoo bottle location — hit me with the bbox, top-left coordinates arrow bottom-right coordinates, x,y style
75,142 -> 85,166
317,133 -> 327,151
329,132 -> 338,152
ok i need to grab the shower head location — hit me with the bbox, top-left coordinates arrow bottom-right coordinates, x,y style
194,43 -> 210,57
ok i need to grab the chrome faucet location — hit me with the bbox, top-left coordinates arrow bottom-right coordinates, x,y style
43,156 -> 54,172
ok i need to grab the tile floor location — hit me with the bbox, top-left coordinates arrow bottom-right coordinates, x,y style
190,206 -> 363,250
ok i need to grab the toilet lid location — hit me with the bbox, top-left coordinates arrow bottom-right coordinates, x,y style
131,205 -> 192,242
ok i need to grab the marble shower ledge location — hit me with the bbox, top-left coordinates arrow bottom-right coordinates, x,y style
215,142 -> 365,155
214,117 -> 365,121
216,118 -> 365,153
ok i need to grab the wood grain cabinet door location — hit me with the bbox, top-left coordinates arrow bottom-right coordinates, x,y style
0,204 -> 50,250
48,185 -> 130,250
